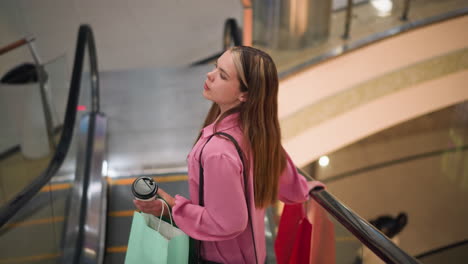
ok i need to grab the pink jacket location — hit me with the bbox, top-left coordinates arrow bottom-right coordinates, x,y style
172,113 -> 323,263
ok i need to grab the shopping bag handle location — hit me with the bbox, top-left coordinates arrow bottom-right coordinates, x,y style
157,198 -> 173,231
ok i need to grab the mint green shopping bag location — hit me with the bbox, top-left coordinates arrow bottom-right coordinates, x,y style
125,199 -> 189,264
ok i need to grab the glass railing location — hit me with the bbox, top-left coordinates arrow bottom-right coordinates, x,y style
0,58 -> 77,263
0,54 -> 70,207
0,25 -> 103,264
44,54 -> 71,131
333,216 -> 366,264
318,200 -> 402,264
252,0 -> 468,75
308,186 -> 421,263
302,100 -> 468,260
416,240 -> 468,263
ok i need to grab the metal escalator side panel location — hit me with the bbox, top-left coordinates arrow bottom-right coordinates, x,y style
81,113 -> 107,264
60,114 -> 92,263
60,113 -> 107,264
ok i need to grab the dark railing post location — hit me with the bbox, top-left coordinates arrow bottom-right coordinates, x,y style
401,0 -> 411,21
24,39 -> 56,150
343,0 -> 353,39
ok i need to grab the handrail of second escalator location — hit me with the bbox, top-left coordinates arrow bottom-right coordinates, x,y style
223,18 -> 242,50
190,18 -> 242,66
297,168 -> 421,264
0,24 -> 100,228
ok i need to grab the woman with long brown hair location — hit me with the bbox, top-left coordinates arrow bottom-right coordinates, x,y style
134,46 -> 324,263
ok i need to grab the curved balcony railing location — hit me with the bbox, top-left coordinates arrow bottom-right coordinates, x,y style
251,0 -> 468,77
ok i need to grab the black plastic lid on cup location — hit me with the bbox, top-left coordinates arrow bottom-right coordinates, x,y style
132,176 -> 158,200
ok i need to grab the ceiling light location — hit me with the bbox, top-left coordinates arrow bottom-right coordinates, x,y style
371,0 -> 393,17
319,156 -> 330,167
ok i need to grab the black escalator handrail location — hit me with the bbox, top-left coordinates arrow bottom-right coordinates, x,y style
297,168 -> 421,264
190,18 -> 242,66
0,24 -> 100,228
223,18 -> 242,50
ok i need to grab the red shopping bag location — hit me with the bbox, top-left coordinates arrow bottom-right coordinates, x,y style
275,200 -> 336,264
289,217 -> 313,263
275,203 -> 312,264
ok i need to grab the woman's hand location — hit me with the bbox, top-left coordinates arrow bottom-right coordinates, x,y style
133,187 -> 175,217
133,198 -> 165,217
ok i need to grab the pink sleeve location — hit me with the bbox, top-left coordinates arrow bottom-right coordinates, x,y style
172,154 -> 248,241
278,152 -> 325,204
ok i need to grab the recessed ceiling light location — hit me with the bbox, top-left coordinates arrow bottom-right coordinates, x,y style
319,156 -> 330,167
371,0 -> 393,17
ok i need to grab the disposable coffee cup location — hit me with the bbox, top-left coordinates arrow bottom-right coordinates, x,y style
132,176 -> 158,201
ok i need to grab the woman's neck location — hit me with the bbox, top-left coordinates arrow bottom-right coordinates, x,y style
216,107 -> 229,123
216,105 -> 240,123
218,101 -> 241,117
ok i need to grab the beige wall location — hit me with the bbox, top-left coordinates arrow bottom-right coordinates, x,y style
327,149 -> 468,255
286,70 -> 468,166
279,16 -> 468,167
314,102 -> 468,255
0,0 -> 242,76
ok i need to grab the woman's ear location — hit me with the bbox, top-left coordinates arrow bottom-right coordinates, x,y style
239,92 -> 248,102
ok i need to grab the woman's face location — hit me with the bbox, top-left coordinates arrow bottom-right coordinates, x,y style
203,50 -> 246,113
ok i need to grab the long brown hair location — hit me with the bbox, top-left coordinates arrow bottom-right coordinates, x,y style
198,46 -> 286,208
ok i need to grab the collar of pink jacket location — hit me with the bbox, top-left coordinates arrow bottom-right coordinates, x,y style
201,113 -> 240,139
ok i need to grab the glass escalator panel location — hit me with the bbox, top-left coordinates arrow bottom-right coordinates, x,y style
0,54 -> 69,206
417,240 -> 468,264
0,31 -> 94,263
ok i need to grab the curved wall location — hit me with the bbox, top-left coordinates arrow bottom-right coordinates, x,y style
279,16 -> 468,166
